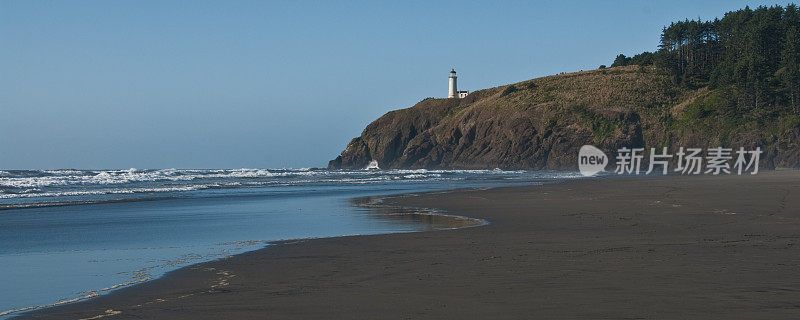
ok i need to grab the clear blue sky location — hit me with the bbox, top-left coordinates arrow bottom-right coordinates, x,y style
0,0 -> 790,169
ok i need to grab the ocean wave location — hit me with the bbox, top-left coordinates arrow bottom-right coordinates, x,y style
0,168 -> 504,188
402,174 -> 437,179
42,169 -> 88,175
0,174 -> 449,199
0,168 -> 586,204
0,185 -> 212,199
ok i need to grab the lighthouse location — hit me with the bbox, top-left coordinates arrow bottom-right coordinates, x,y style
448,69 -> 458,98
448,69 -> 469,98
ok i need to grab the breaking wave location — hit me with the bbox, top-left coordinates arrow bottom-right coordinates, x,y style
0,168 -> 581,209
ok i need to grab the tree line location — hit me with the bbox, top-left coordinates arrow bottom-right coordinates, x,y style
610,5 -> 800,110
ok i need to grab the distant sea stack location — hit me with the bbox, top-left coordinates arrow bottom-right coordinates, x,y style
328,66 -> 800,170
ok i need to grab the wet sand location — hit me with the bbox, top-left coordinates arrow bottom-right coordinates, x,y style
18,172 -> 800,319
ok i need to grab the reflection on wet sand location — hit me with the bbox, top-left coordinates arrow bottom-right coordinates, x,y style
352,194 -> 487,231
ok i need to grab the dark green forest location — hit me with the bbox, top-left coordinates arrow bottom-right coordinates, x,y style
611,5 -> 800,112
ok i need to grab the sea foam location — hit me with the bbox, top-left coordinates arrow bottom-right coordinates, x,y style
0,168 -> 582,204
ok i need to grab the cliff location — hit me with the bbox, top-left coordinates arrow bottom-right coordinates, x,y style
329,66 -> 800,170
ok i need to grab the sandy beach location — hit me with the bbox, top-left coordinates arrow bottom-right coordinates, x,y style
19,172 -> 800,319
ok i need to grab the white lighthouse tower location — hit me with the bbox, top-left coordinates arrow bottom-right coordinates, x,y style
448,69 -> 458,98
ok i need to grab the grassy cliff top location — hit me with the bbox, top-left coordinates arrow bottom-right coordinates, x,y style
331,65 -> 800,170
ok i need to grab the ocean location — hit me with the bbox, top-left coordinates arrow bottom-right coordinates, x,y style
0,168 -> 581,317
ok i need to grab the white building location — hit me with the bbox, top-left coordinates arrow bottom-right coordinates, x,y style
448,69 -> 468,98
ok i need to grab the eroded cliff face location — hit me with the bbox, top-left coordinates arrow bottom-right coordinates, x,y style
327,98 -> 463,170
329,66 -> 800,170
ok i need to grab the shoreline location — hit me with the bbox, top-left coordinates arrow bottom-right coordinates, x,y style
6,183 -> 502,319
350,189 -> 491,230
18,172 -> 800,319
